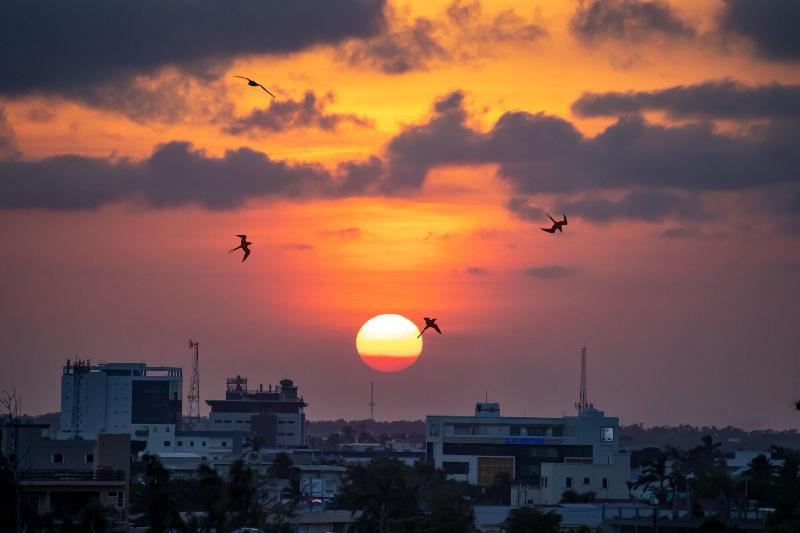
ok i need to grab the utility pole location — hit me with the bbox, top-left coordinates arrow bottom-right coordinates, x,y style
369,381 -> 375,420
187,339 -> 200,429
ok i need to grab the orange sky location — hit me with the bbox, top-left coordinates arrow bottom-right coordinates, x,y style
1,0 -> 799,428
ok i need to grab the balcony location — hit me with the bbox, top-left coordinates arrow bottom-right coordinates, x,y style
19,468 -> 126,482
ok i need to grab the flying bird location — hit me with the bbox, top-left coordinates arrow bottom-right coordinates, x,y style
541,212 -> 568,234
229,234 -> 252,262
796,400 -> 800,411
418,317 -> 442,338
234,76 -> 276,98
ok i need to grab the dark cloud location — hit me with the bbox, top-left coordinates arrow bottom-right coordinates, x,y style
718,0 -> 800,60
572,79 -> 800,119
523,266 -> 578,280
562,190 -> 708,223
0,108 -> 19,159
344,0 -> 545,74
571,0 -> 695,43
385,92 -> 800,197
0,0 -> 386,95
465,266 -> 490,276
225,91 -> 373,135
0,142 -> 378,210
660,226 -> 699,238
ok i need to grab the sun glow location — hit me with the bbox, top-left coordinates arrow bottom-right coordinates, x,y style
356,314 -> 423,372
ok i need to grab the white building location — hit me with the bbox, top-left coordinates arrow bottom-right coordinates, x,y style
58,360 -> 182,443
426,402 -> 630,505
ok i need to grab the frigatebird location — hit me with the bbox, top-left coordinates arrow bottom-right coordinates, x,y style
229,234 -> 252,262
418,317 -> 442,338
234,76 -> 276,98
541,212 -> 568,234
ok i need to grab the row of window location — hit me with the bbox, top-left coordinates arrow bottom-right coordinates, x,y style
163,440 -> 226,448
544,476 -> 608,489
277,432 -> 295,437
51,453 -> 93,464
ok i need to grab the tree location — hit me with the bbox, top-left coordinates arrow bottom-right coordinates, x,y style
197,464 -> 227,532
137,453 -> 183,532
503,506 -> 560,533
78,499 -> 111,533
244,435 -> 266,454
267,452 -> 294,480
634,450 -> 669,504
227,459 -> 261,529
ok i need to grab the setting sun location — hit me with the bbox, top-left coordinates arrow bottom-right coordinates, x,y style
356,314 -> 423,372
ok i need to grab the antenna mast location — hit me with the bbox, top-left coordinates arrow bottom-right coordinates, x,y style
369,381 -> 375,420
187,339 -> 200,428
575,346 -> 589,412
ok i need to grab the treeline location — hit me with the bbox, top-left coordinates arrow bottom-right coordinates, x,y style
621,424 -> 800,452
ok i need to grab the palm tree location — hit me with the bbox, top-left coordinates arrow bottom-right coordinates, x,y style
634,450 -> 669,504
503,506 -> 561,533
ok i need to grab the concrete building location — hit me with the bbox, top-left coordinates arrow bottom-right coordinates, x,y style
206,375 -> 307,448
1,424 -> 131,528
58,360 -> 182,446
426,402 -> 630,504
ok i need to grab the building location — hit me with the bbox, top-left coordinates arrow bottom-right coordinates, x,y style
426,402 -> 630,505
58,360 -> 182,446
1,423 -> 131,528
206,375 -> 307,448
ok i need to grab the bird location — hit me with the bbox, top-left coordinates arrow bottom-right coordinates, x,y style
234,76 -> 276,98
229,234 -> 252,262
796,400 -> 800,411
541,212 -> 568,233
418,317 -> 442,338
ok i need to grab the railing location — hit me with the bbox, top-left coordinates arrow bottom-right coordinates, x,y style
19,468 -> 125,481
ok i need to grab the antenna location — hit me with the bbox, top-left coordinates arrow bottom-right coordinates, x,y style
187,339 -> 200,429
369,381 -> 375,420
575,345 -> 589,412
70,357 -> 90,439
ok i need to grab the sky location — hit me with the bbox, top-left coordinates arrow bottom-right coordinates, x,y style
1,0 -> 799,429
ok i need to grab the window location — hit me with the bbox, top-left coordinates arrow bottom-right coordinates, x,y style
202,441 -> 206,446
108,492 -> 124,507
278,432 -> 285,436
177,441 -> 183,447
279,420 -> 286,424
287,432 -> 294,436
602,478 -> 608,489
583,477 -> 590,485
163,440 -> 171,447
221,441 -> 227,447
477,457 -> 514,486
190,441 -> 195,447
565,477 -> 572,488
85,453 -> 94,464
166,426 -> 170,433
429,423 -> 440,437
287,420 -> 295,424
601,427 -> 614,441
52,453 -> 64,464
443,462 -> 469,475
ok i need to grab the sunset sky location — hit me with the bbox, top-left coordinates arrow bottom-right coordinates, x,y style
1,0 -> 799,429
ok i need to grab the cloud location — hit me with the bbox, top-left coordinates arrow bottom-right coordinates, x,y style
0,142 -> 378,210
321,227 -> 362,239
280,243 -> 315,251
0,0 -> 386,95
225,91 -> 373,135
718,0 -> 800,60
660,226 -> 699,238
465,266 -> 490,276
572,79 -> 800,119
0,108 -> 19,159
523,266 -> 578,279
571,0 -> 695,43
343,0 -> 545,74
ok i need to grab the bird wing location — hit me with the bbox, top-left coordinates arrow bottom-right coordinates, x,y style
431,324 -> 442,334
242,248 -> 251,262
417,326 -> 428,338
236,234 -> 247,238
562,213 -> 568,225
546,212 -> 557,224
257,84 -> 276,98
229,245 -> 242,253
234,76 -> 251,82
541,227 -> 557,233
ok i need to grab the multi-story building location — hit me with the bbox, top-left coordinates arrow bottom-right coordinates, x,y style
58,360 -> 182,447
426,402 -> 630,504
1,424 -> 131,528
206,375 -> 307,448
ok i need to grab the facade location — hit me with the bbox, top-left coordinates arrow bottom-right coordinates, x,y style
1,424 -> 131,527
426,402 -> 630,504
58,360 -> 182,444
206,375 -> 307,448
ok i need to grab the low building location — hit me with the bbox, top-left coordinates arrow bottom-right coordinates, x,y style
1,424 -> 131,528
426,402 -> 630,504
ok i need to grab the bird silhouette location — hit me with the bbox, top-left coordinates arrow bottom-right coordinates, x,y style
796,400 -> 800,411
418,317 -> 442,338
234,76 -> 276,98
541,212 -> 568,233
229,234 -> 252,262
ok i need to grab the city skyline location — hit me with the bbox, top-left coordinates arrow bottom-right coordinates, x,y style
1,0 -> 799,430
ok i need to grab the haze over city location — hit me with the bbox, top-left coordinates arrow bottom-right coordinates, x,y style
1,0 -> 799,431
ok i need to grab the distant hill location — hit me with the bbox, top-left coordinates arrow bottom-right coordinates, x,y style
620,424 -> 800,452
307,419 -> 425,438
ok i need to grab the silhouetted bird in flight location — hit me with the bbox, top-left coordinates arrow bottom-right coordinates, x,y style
541,212 -> 568,234
234,76 -> 276,98
229,235 -> 252,262
796,400 -> 800,411
418,317 -> 442,338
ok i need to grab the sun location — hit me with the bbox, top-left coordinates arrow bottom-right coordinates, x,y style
356,314 -> 423,372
